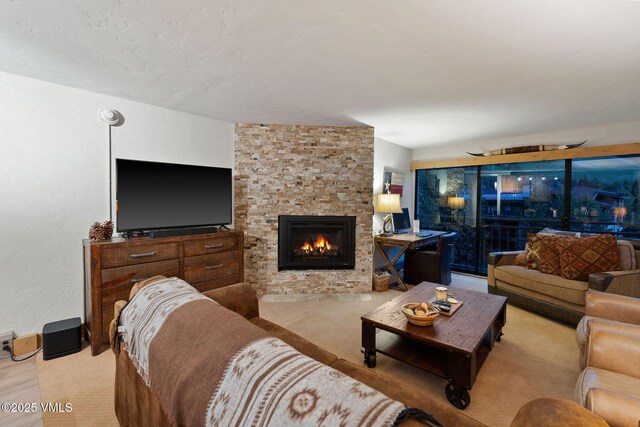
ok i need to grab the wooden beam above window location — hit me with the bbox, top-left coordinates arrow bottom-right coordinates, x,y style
410,142 -> 640,170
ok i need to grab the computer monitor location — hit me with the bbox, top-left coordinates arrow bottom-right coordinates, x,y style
392,207 -> 412,234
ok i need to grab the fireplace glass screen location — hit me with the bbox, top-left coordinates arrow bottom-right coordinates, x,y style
278,216 -> 356,270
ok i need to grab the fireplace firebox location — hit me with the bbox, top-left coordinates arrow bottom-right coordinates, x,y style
278,216 -> 356,270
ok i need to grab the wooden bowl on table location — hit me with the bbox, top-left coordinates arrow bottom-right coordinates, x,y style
402,303 -> 439,326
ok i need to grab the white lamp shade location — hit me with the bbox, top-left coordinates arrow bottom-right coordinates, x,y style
376,193 -> 402,213
447,196 -> 465,210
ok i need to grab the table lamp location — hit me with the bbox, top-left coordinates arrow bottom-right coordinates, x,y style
447,196 -> 465,210
447,196 -> 465,222
376,193 -> 402,237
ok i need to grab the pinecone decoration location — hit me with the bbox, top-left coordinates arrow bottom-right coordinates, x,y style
89,222 -> 104,241
102,220 -> 114,239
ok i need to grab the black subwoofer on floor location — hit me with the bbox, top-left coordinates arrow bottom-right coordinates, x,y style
42,317 -> 82,360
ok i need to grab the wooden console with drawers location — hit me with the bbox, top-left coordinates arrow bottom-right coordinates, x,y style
83,230 -> 244,355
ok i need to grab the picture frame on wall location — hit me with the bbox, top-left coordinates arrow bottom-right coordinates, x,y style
383,169 -> 404,196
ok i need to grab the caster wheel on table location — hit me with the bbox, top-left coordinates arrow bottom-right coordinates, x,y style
364,350 -> 376,368
445,383 -> 470,409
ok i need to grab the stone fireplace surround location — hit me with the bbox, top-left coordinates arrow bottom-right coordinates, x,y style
234,124 -> 374,294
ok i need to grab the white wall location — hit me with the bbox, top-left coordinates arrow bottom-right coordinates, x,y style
0,72 -> 234,336
373,137 -> 414,231
373,137 -> 414,268
412,119 -> 640,161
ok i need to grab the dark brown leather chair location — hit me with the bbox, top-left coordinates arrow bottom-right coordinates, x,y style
404,232 -> 457,285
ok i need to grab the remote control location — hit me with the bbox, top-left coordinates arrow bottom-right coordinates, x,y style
433,301 -> 451,312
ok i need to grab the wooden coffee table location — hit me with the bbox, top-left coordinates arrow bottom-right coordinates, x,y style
361,281 -> 507,409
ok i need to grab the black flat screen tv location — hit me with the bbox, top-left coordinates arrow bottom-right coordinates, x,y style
116,159 -> 232,232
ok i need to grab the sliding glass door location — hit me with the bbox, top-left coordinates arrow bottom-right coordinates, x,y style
415,155 -> 640,276
479,161 -> 565,273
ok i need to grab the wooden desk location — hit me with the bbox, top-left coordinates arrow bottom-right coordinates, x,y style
374,231 -> 445,291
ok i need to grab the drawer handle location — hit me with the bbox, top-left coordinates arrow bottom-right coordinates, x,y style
130,276 -> 152,284
129,252 -> 157,258
205,244 -> 224,249
205,264 -> 224,270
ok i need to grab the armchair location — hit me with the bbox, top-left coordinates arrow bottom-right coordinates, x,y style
404,232 -> 456,285
576,290 -> 640,369
575,327 -> 640,426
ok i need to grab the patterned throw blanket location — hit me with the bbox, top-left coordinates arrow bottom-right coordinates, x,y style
206,337 -> 405,426
117,278 -> 434,427
118,277 -> 210,383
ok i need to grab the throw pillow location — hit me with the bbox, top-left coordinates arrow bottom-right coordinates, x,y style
526,234 -> 567,275
514,252 -> 527,266
617,240 -> 636,271
556,234 -> 620,281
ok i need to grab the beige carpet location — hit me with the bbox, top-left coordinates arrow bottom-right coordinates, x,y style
36,344 -> 117,427
259,278 -> 580,427
24,275 -> 579,427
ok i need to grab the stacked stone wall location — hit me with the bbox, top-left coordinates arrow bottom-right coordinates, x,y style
235,124 -> 374,294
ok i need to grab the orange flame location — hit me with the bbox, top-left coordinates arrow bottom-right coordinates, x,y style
300,234 -> 332,254
314,234 -> 331,251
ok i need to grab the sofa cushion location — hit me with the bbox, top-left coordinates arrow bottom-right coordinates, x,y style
526,234 -> 566,275
586,388 -> 640,427
576,317 -> 640,370
494,265 -> 588,305
557,234 -> 620,281
575,367 -> 640,407
249,317 -> 338,366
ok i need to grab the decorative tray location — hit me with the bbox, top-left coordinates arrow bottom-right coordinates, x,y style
429,298 -> 463,317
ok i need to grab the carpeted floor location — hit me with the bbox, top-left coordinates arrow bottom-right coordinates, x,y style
259,276 -> 580,427
36,343 -> 118,427
5,274 -> 579,426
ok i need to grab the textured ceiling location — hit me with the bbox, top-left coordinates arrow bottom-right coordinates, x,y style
2,1 -> 640,148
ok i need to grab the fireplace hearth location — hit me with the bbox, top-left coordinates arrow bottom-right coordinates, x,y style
278,216 -> 356,270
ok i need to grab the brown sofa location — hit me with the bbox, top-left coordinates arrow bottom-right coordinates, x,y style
112,282 -> 483,427
112,281 -> 609,426
488,239 -> 640,325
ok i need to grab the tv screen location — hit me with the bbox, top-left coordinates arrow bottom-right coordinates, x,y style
116,159 -> 232,232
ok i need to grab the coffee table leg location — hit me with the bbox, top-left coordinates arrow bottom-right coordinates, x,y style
362,321 -> 376,368
446,351 -> 473,409
445,383 -> 471,410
